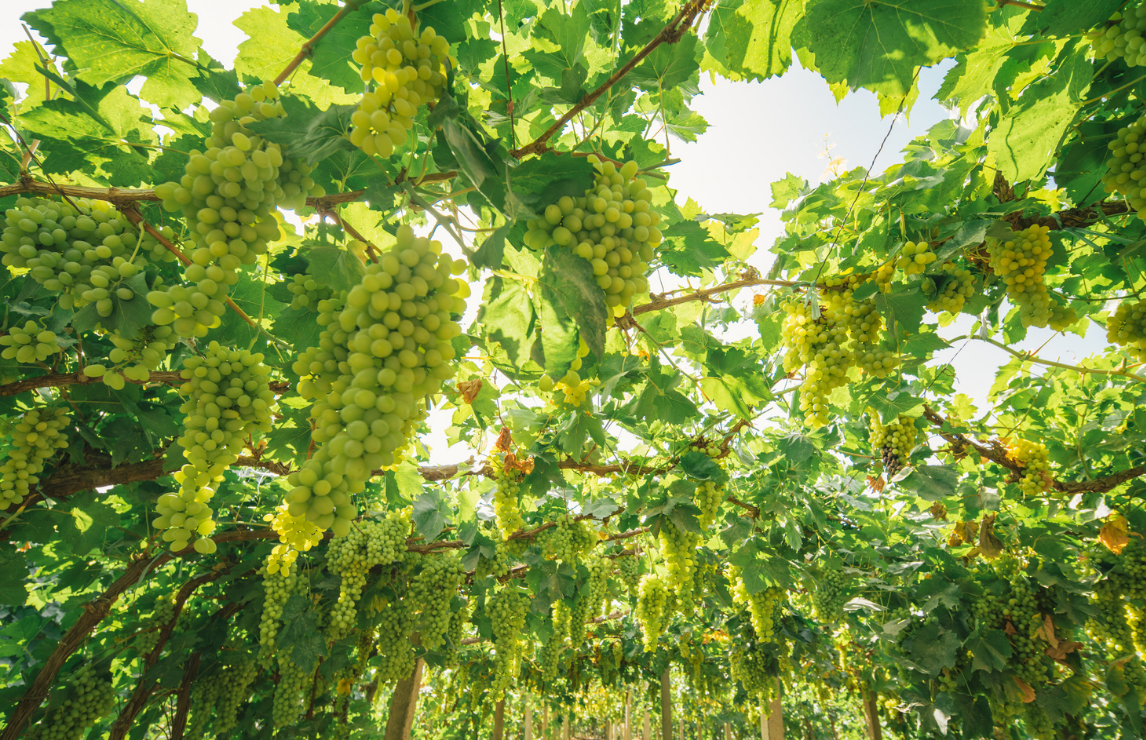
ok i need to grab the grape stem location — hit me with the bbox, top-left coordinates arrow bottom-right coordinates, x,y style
975,335 -> 1146,384
633,276 -> 799,316
996,0 -> 1043,9
317,208 -> 380,263
273,0 -> 367,86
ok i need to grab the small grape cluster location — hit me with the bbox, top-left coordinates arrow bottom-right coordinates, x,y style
524,157 -> 657,318
988,225 -> 1076,330
1089,7 -> 1146,68
409,551 -> 465,651
349,11 -> 450,157
326,509 -> 412,638
1107,299 -> 1146,361
729,565 -> 782,643
187,676 -> 222,739
539,625 -> 566,682
133,597 -> 175,655
691,440 -> 724,529
214,653 -> 258,735
0,321 -> 62,364
273,656 -> 314,727
492,459 -> 526,538
288,225 -> 467,540
264,500 -> 325,575
780,296 -> 853,426
812,569 -> 849,623
489,587 -> 530,697
869,414 -> 917,476
925,262 -> 976,314
542,516 -> 597,562
287,273 -> 335,311
26,663 -> 116,740
896,241 -> 937,275
1104,114 -> 1146,217
658,519 -> 701,605
538,337 -> 595,407
636,573 -> 671,652
0,406 -> 70,507
152,81 -> 324,339
258,562 -> 300,667
1005,438 -> 1052,497
618,554 -> 640,595
373,594 -> 417,685
153,343 -> 275,552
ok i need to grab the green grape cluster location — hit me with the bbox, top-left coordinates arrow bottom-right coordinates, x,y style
780,296 -> 854,426
151,81 -> 324,339
857,345 -> 900,378
1,320 -> 62,363
896,241 -> 937,275
133,597 -> 175,655
287,225 -> 467,538
1106,299 -> 1146,361
971,567 -> 1054,693
812,569 -> 849,623
443,597 -> 470,664
729,641 -> 773,699
542,516 -> 597,562
215,654 -> 258,735
821,274 -> 882,344
326,509 -> 412,638
1104,114 -> 1146,217
729,566 -> 782,643
538,337 -> 595,407
488,587 -> 530,697
1005,438 -> 1052,497
373,594 -> 417,685
695,480 -> 723,529
26,663 -> 116,740
869,413 -> 917,477
1089,7 -> 1146,67
925,262 -> 976,314
493,461 -> 526,538
273,656 -> 314,727
187,678 -> 222,739
349,10 -> 449,156
539,617 -> 567,682
586,557 -> 610,621
636,573 -> 671,652
618,554 -> 640,595
258,565 -> 300,667
0,406 -> 70,507
524,157 -> 657,318
287,273 -> 335,311
410,551 -> 465,650
658,519 -> 700,605
988,225 -> 1076,330
152,342 -> 276,553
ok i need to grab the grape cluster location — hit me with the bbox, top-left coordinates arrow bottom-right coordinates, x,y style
287,273 -> 335,311
636,573 -> 670,652
409,551 -> 464,650
692,442 -> 725,529
1104,114 -> 1146,217
539,337 -> 595,407
1106,299 -> 1146,361
524,157 -> 657,318
349,11 -> 450,157
812,569 -> 849,623
287,225 -> 467,539
492,460 -> 526,538
152,343 -> 276,553
215,654 -> 258,735
896,241 -> 937,275
1005,438 -> 1052,497
729,565 -> 782,643
326,510 -> 411,638
971,564 -> 1055,694
1,321 -> 62,363
988,225 -> 1076,330
821,275 -> 882,344
258,565 -> 300,667
925,262 -> 975,314
26,663 -> 116,740
187,678 -> 222,739
0,406 -> 70,507
264,500 -> 325,574
444,597 -> 470,663
729,640 -> 772,699
542,516 -> 597,562
539,625 -> 566,682
152,81 -> 324,339
373,594 -> 417,685
133,597 -> 175,655
1089,7 -> 1146,68
489,588 -> 530,697
618,554 -> 640,595
273,656 -> 314,727
658,519 -> 700,605
869,414 -> 917,477
780,296 -> 853,426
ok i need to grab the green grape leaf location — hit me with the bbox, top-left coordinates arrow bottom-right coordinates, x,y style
70,274 -> 153,339
769,172 -> 807,209
278,594 -> 328,672
630,34 -> 701,91
25,0 -> 204,109
508,155 -> 596,219
271,306 -> 324,356
285,2 -> 372,93
521,4 -> 594,82
303,244 -> 367,294
413,490 -> 452,543
966,629 -> 1012,673
704,0 -> 802,82
802,0 -> 988,96
659,221 -> 730,276
263,401 -> 312,464
478,277 -> 537,370
679,450 -> 727,482
246,98 -> 357,166
539,248 -> 608,364
936,9 -> 1028,118
908,621 -> 961,676
471,224 -> 511,271
1023,0 -> 1122,37
60,492 -> 120,557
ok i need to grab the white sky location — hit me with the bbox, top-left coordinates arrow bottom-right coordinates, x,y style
0,1 -> 1115,462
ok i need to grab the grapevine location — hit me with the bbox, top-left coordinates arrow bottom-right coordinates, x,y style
372,593 -> 417,685
925,261 -> 975,315
542,516 -> 597,563
0,406 -> 70,507
895,241 -> 937,275
132,597 -> 175,656
658,519 -> 701,605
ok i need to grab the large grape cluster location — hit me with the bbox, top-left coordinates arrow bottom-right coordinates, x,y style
542,516 -> 597,562
869,414 -> 917,477
26,663 -> 116,740
658,519 -> 700,605
988,225 -> 1076,330
349,11 -> 450,157
636,574 -> 671,652
409,551 -> 464,651
326,510 -> 411,638
214,653 -> 258,735
730,640 -> 773,699
1,321 -> 62,363
926,262 -> 975,314
488,587 -> 530,697
287,273 -> 335,311
258,564 -> 300,667
152,343 -> 275,553
1089,7 -> 1146,68
373,594 -> 417,685
0,406 -> 70,507
780,296 -> 853,426
812,569 -> 849,623
151,81 -> 324,339
1005,438 -> 1052,497
273,656 -> 314,727
492,460 -> 526,538
524,157 -> 657,318
1106,299 -> 1146,361
287,225 -> 467,540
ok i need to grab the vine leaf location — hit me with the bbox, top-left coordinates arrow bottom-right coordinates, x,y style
413,490 -> 451,543
966,629 -> 1012,673
704,0 -> 802,83
908,622 -> 961,676
538,248 -> 608,365
246,97 -> 357,165
278,594 -> 328,672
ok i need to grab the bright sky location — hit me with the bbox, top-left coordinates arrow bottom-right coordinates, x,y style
0,1 -> 1114,461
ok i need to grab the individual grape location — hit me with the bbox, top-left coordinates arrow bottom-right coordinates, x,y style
1089,7 -> 1146,68
0,406 -> 70,507
152,342 -> 276,551
410,551 -> 465,651
349,11 -> 450,157
926,261 -> 975,314
285,224 -> 467,544
988,225 -> 1074,330
524,157 -> 657,318
896,241 -> 937,275
214,653 -> 258,735
0,320 -> 62,363
326,509 -> 412,639
258,563 -> 300,668
488,587 -> 529,697
1004,438 -> 1052,497
1106,299 -> 1146,360
25,663 -> 116,740
493,459 -> 526,538
869,413 -> 918,477
287,273 -> 335,311
812,569 -> 849,623
635,573 -> 670,652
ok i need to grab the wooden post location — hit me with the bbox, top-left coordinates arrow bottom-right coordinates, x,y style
525,695 -> 534,740
492,699 -> 506,740
862,689 -> 882,740
563,714 -> 571,740
383,658 -> 424,740
643,709 -> 651,740
543,705 -> 550,740
660,669 -> 672,740
724,723 -> 731,740
624,692 -> 632,740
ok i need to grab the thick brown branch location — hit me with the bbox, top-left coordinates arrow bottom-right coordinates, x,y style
0,370 -> 184,397
632,277 -> 797,316
169,653 -> 200,740
510,0 -> 709,157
